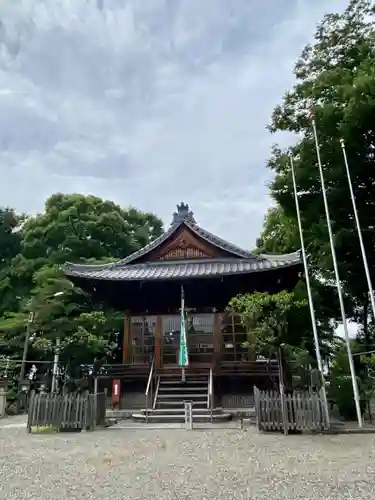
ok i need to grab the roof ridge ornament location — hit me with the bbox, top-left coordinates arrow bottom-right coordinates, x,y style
171,202 -> 196,225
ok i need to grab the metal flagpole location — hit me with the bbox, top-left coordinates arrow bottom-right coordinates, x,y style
311,115 -> 362,427
340,139 -> 375,321
181,285 -> 186,382
289,153 -> 330,427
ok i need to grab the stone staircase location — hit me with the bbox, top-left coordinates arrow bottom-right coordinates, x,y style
132,374 -> 232,423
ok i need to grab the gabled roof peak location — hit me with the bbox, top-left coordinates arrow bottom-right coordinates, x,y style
62,202 -> 302,277
171,202 -> 196,225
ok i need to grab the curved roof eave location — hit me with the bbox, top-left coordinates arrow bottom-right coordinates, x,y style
61,207 -> 302,274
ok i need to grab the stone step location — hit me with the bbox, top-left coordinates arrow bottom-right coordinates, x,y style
141,407 -> 223,415
132,412 -> 232,423
159,380 -> 207,386
158,386 -> 207,392
159,382 -> 208,390
160,377 -> 208,384
157,397 -> 207,402
156,400 -> 207,407
157,392 -> 207,399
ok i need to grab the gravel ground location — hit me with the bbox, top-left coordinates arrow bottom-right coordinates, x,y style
0,416 -> 374,500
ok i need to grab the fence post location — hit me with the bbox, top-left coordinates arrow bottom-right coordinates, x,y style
27,391 -> 34,433
0,379 -> 7,418
93,377 -> 98,430
319,387 -> 328,430
104,387 -> 108,411
253,386 -> 260,431
184,401 -> 193,430
278,352 -> 289,436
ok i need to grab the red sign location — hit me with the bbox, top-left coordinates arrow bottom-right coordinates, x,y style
112,379 -> 121,407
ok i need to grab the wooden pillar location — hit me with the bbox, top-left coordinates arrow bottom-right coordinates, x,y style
155,315 -> 162,370
213,313 -> 222,369
122,314 -> 131,363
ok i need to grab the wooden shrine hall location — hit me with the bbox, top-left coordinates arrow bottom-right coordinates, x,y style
63,202 -> 302,381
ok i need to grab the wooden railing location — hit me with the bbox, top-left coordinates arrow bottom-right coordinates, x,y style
98,363 -> 150,379
219,359 -> 279,377
254,387 -> 329,434
27,392 -> 106,432
98,359 -> 279,379
125,312 -> 275,370
145,357 -> 155,423
208,366 -> 213,421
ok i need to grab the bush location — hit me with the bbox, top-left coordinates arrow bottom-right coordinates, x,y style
328,375 -> 366,420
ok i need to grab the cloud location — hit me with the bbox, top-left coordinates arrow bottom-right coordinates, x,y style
335,322 -> 359,340
0,0 -> 349,248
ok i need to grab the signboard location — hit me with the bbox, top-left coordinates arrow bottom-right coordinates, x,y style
112,379 -> 121,407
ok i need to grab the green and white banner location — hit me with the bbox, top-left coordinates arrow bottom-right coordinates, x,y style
178,285 -> 189,367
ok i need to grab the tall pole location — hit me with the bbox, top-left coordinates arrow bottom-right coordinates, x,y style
19,312 -> 34,382
311,116 -> 362,427
340,139 -> 375,322
52,337 -> 60,393
181,284 -> 185,383
289,153 -> 330,427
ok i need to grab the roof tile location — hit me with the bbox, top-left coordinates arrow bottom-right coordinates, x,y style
64,256 -> 301,281
61,203 -> 302,281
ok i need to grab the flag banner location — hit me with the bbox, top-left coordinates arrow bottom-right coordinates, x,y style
178,285 -> 189,367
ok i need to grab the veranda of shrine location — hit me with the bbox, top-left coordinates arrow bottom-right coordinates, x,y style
63,202 -> 302,409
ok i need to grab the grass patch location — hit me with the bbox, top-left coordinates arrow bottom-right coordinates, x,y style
30,425 -> 58,434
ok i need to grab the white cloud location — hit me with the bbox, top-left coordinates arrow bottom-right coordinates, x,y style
335,322 -> 359,340
0,0 -> 349,248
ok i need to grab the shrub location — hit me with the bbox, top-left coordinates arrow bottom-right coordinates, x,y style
328,375 -> 366,420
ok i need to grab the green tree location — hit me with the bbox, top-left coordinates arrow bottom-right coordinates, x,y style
228,290 -> 320,389
266,0 -> 375,345
21,193 -> 163,264
0,207 -> 23,264
256,206 -> 299,254
0,193 -> 164,377
228,290 -> 309,355
0,207 -> 25,315
256,204 -> 339,360
328,340 -> 366,420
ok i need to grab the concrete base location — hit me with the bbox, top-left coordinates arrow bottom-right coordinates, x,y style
106,407 -> 256,421
132,408 -> 233,423
0,390 -> 7,418
106,409 -> 134,419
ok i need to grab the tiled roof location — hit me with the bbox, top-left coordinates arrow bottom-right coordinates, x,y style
106,219 -> 256,267
62,203 -> 302,281
63,254 -> 301,281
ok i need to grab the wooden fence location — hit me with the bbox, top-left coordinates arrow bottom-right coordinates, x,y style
254,387 -> 329,434
27,392 -> 106,432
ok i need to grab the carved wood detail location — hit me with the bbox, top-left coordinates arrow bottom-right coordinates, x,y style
159,245 -> 208,260
153,229 -> 218,261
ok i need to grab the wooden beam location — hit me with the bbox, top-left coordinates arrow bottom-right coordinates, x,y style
213,313 -> 222,369
155,315 -> 162,370
122,315 -> 130,363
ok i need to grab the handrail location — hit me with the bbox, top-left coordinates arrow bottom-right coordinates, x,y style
145,357 -> 155,396
208,367 -> 213,422
153,376 -> 160,409
145,357 -> 155,423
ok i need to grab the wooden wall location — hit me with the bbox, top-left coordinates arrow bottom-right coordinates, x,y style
122,312 -> 254,368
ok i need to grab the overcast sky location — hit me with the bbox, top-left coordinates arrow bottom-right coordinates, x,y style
1,0 -> 349,249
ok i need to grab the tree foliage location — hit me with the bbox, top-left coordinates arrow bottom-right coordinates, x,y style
261,0 -> 375,345
0,193 -> 163,377
228,291 -> 309,355
327,339 -> 367,419
228,290 -> 329,390
256,206 -> 300,254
